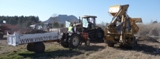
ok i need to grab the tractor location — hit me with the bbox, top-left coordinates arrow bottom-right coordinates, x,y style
60,15 -> 104,49
104,4 -> 142,48
80,15 -> 104,42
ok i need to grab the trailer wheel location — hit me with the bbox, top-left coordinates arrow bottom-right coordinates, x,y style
96,29 -> 104,42
33,42 -> 45,53
27,43 -> 34,51
85,39 -> 90,46
69,34 -> 81,48
0,33 -> 3,38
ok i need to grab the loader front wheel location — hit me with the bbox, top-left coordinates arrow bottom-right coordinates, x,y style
131,37 -> 138,48
69,34 -> 81,48
33,42 -> 45,53
27,43 -> 34,51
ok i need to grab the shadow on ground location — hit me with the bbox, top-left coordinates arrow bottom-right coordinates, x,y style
137,36 -> 160,43
78,45 -> 105,51
19,50 -> 82,58
19,45 -> 105,58
115,43 -> 160,56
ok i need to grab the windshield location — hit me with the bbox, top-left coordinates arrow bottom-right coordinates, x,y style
89,18 -> 94,23
82,18 -> 88,28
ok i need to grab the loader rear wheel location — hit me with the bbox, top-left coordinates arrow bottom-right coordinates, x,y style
69,34 -> 81,48
27,43 -> 34,51
108,43 -> 114,47
33,42 -> 45,53
131,37 -> 137,48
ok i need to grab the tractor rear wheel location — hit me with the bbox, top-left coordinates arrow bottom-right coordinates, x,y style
33,42 -> 45,53
27,43 -> 34,51
96,29 -> 104,42
60,33 -> 69,48
69,34 -> 81,48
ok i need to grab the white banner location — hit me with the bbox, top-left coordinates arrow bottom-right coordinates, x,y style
65,21 -> 70,28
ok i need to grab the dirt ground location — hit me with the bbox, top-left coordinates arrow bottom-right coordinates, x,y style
0,36 -> 160,59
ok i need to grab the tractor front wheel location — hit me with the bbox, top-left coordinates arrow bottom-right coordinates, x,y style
85,39 -> 90,46
69,34 -> 81,48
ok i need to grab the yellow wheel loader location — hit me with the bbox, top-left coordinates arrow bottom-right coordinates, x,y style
104,4 -> 142,48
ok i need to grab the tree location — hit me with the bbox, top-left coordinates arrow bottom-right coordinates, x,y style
53,22 -> 59,28
0,16 -> 40,28
60,24 -> 64,28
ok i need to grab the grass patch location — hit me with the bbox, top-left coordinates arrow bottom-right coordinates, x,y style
0,49 -> 32,59
0,43 -> 83,59
0,43 -> 105,59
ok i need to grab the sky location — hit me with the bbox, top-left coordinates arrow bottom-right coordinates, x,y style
0,0 -> 160,24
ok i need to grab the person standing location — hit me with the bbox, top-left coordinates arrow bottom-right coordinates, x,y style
68,23 -> 73,33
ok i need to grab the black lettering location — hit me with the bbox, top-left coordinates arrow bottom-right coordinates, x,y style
36,37 -> 39,41
46,36 -> 49,40
20,39 -> 25,44
48,36 -> 51,40
39,37 -> 42,41
40,37 -> 43,41
29,38 -> 33,42
54,36 -> 58,39
26,38 -> 30,43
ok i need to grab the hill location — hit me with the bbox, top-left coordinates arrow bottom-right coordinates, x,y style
45,14 -> 79,24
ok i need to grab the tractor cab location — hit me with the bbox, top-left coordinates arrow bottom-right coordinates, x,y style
82,15 -> 97,29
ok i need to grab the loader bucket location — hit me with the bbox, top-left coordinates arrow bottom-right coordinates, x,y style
109,4 -> 129,16
109,5 -> 121,16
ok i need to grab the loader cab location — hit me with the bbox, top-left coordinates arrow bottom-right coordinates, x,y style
82,15 -> 97,29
